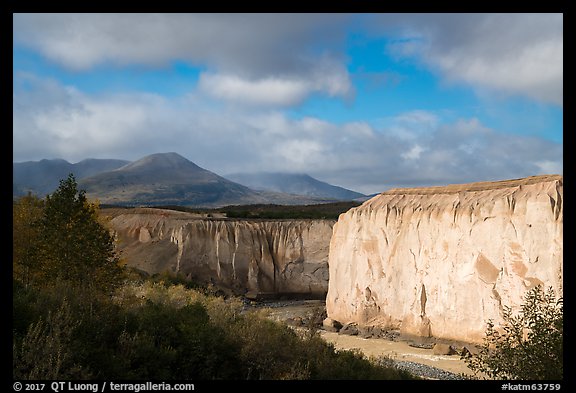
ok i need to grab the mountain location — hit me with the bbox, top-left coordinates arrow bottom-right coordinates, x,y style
225,172 -> 366,201
78,153 -> 334,207
13,153 -> 346,207
13,158 -> 130,197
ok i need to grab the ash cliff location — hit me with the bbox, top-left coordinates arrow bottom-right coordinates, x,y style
326,175 -> 563,344
107,209 -> 333,297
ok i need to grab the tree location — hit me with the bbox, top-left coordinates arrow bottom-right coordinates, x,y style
39,174 -> 124,294
13,193 -> 45,287
464,286 -> 563,380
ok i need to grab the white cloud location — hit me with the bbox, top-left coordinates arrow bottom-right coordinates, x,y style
381,13 -> 563,106
402,144 -> 425,160
342,122 -> 374,138
395,110 -> 439,127
310,55 -> 354,98
198,73 -> 310,107
13,74 -> 176,160
275,140 -> 326,170
432,38 -> 562,106
197,56 -> 352,107
534,160 -> 563,175
382,110 -> 439,141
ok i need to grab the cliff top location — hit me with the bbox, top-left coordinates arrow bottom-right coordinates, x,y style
382,175 -> 562,196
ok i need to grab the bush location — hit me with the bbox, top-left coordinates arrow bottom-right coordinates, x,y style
464,286 -> 563,380
14,275 -> 415,380
116,301 -> 243,379
13,298 -> 90,379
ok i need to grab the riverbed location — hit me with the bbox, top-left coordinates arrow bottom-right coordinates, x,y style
253,299 -> 477,380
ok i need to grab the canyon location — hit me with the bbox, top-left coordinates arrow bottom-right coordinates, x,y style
105,208 -> 333,298
326,175 -> 563,344
105,174 -> 563,345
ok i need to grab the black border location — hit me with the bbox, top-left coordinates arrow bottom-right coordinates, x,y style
8,4 -> 569,391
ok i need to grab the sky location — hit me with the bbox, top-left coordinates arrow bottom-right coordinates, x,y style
12,13 -> 563,195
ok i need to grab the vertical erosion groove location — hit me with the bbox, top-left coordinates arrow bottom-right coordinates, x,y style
420,283 -> 427,317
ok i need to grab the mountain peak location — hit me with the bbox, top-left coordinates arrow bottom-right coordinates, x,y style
77,152 -> 263,207
149,152 -> 186,160
120,152 -> 201,172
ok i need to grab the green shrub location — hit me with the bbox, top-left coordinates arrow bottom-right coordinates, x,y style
464,286 -> 563,380
114,301 -> 243,379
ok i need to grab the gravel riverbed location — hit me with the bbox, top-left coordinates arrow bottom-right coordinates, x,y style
391,360 -> 467,380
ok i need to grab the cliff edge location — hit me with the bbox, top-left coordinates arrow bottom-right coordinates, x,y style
326,175 -> 563,343
107,209 -> 333,298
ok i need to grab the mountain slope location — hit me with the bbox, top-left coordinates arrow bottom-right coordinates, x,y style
78,153 -> 333,207
13,158 -> 130,197
226,172 -> 365,201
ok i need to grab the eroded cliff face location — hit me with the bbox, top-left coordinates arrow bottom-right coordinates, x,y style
107,209 -> 333,297
326,175 -> 563,344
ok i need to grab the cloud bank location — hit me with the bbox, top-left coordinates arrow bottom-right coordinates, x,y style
13,13 -> 562,106
380,13 -> 563,105
13,74 -> 562,194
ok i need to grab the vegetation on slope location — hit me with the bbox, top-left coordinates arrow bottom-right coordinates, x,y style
13,175 -> 411,380
14,279 -> 416,380
145,201 -> 362,220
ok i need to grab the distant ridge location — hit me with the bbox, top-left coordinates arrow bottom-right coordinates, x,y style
226,172 -> 365,201
13,158 -> 130,197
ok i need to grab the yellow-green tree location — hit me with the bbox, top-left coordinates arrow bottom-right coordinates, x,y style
39,174 -> 124,294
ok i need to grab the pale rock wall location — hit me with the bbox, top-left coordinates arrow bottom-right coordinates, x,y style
326,175 -> 563,343
108,209 -> 333,297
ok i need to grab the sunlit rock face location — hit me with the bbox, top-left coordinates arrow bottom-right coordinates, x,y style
108,209 -> 333,297
326,175 -> 563,344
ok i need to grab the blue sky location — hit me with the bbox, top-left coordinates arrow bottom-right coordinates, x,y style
13,13 -> 563,194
